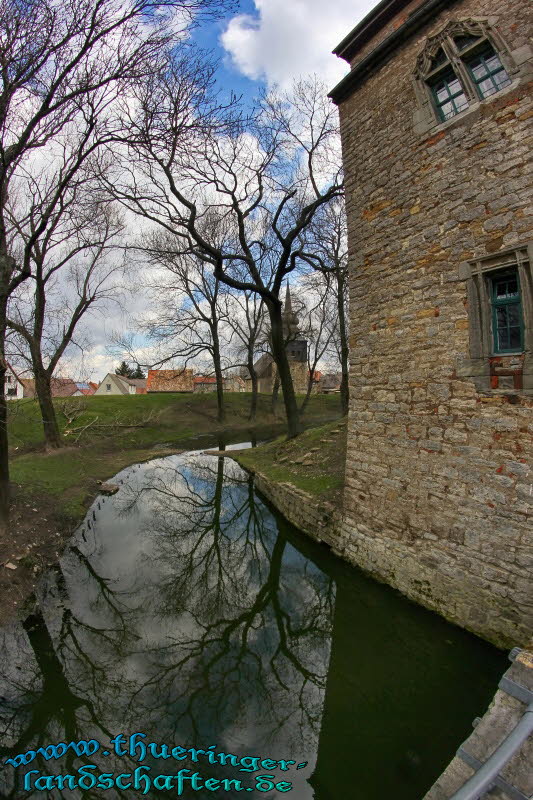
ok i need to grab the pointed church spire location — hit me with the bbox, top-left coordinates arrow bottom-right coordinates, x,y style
284,281 -> 293,315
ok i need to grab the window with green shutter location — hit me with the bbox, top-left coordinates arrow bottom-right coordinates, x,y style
490,270 -> 524,354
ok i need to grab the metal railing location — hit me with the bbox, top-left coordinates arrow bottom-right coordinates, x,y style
449,648 -> 533,800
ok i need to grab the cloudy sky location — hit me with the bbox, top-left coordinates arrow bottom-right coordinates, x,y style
66,0 -> 378,381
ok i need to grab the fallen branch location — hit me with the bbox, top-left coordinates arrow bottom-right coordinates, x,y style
64,408 -> 162,442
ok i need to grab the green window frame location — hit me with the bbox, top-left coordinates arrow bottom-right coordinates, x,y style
429,69 -> 469,121
466,46 -> 512,99
490,269 -> 524,354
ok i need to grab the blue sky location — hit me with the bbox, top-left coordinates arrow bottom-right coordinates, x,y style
190,1 -> 262,108
189,0 -> 378,103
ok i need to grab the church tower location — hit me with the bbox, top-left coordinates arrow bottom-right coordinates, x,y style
282,283 -> 308,363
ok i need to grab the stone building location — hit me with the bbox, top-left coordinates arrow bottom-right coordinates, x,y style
329,0 -> 532,647
249,285 -> 310,394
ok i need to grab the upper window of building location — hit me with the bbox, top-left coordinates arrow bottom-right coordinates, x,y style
414,20 -> 516,126
429,69 -> 469,121
465,46 -> 512,99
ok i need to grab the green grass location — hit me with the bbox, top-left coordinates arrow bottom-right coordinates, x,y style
8,392 -> 342,526
233,418 -> 347,500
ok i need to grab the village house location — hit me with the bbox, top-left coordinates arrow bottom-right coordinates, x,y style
317,372 -> 342,394
20,377 -> 88,398
223,375 -> 246,392
193,375 -> 218,393
329,0 -> 532,646
145,369 -> 194,393
3,364 -> 24,400
94,373 -> 146,395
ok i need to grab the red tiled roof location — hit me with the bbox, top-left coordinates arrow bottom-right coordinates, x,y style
50,378 -> 79,397
194,375 -> 217,384
21,377 -> 79,397
146,369 -> 194,392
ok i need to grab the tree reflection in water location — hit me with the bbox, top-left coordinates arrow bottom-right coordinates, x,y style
116,452 -> 334,757
0,450 -> 334,798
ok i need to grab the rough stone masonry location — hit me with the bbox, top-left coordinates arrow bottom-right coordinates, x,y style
330,0 -> 533,648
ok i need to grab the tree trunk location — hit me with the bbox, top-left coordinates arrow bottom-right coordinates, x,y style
337,271 -> 350,417
0,296 -> 10,536
211,328 -> 225,424
271,375 -> 280,416
299,368 -> 315,415
34,365 -> 62,449
268,301 -> 302,438
248,354 -> 258,422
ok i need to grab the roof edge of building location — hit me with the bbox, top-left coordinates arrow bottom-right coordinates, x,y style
329,0 -> 458,105
333,0 -> 411,61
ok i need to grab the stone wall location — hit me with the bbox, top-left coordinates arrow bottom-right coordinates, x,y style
424,648 -> 533,799
247,470 -> 339,548
336,0 -> 533,648
256,360 -> 311,396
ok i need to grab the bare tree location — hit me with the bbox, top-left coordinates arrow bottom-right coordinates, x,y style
299,196 -> 349,415
298,272 -> 338,415
0,0 -> 233,531
7,177 -> 124,448
105,74 -> 343,438
224,288 -> 267,421
140,229 -> 232,423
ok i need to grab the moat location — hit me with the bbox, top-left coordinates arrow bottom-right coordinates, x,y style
0,443 -> 507,799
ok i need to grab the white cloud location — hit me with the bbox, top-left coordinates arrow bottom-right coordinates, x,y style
221,0 -> 377,90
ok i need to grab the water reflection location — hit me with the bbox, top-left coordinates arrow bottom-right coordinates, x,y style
0,448 -> 506,799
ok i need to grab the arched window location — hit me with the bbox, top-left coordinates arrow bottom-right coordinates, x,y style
413,19 -> 517,126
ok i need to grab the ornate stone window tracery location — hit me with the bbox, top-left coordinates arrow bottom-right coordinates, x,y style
412,19 -> 520,131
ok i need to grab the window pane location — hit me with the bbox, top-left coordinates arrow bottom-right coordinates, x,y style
508,305 -> 520,326
455,93 -> 469,112
441,101 -> 455,119
494,70 -> 511,89
479,78 -> 497,97
496,279 -> 518,298
436,84 -> 450,102
471,61 -> 488,79
496,307 -> 508,327
448,77 -> 463,94
467,46 -> 512,99
509,327 -> 522,349
485,53 -> 502,71
497,328 -> 510,350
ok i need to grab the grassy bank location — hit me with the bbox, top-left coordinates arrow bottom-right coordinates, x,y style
8,393 -> 342,523
233,418 -> 347,503
2,393 -> 343,626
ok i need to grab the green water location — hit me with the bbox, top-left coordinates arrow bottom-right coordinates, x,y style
0,443 -> 506,799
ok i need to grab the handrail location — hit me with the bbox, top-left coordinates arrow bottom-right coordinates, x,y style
449,702 -> 533,800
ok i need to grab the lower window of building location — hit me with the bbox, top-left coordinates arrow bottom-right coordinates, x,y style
490,270 -> 524,354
